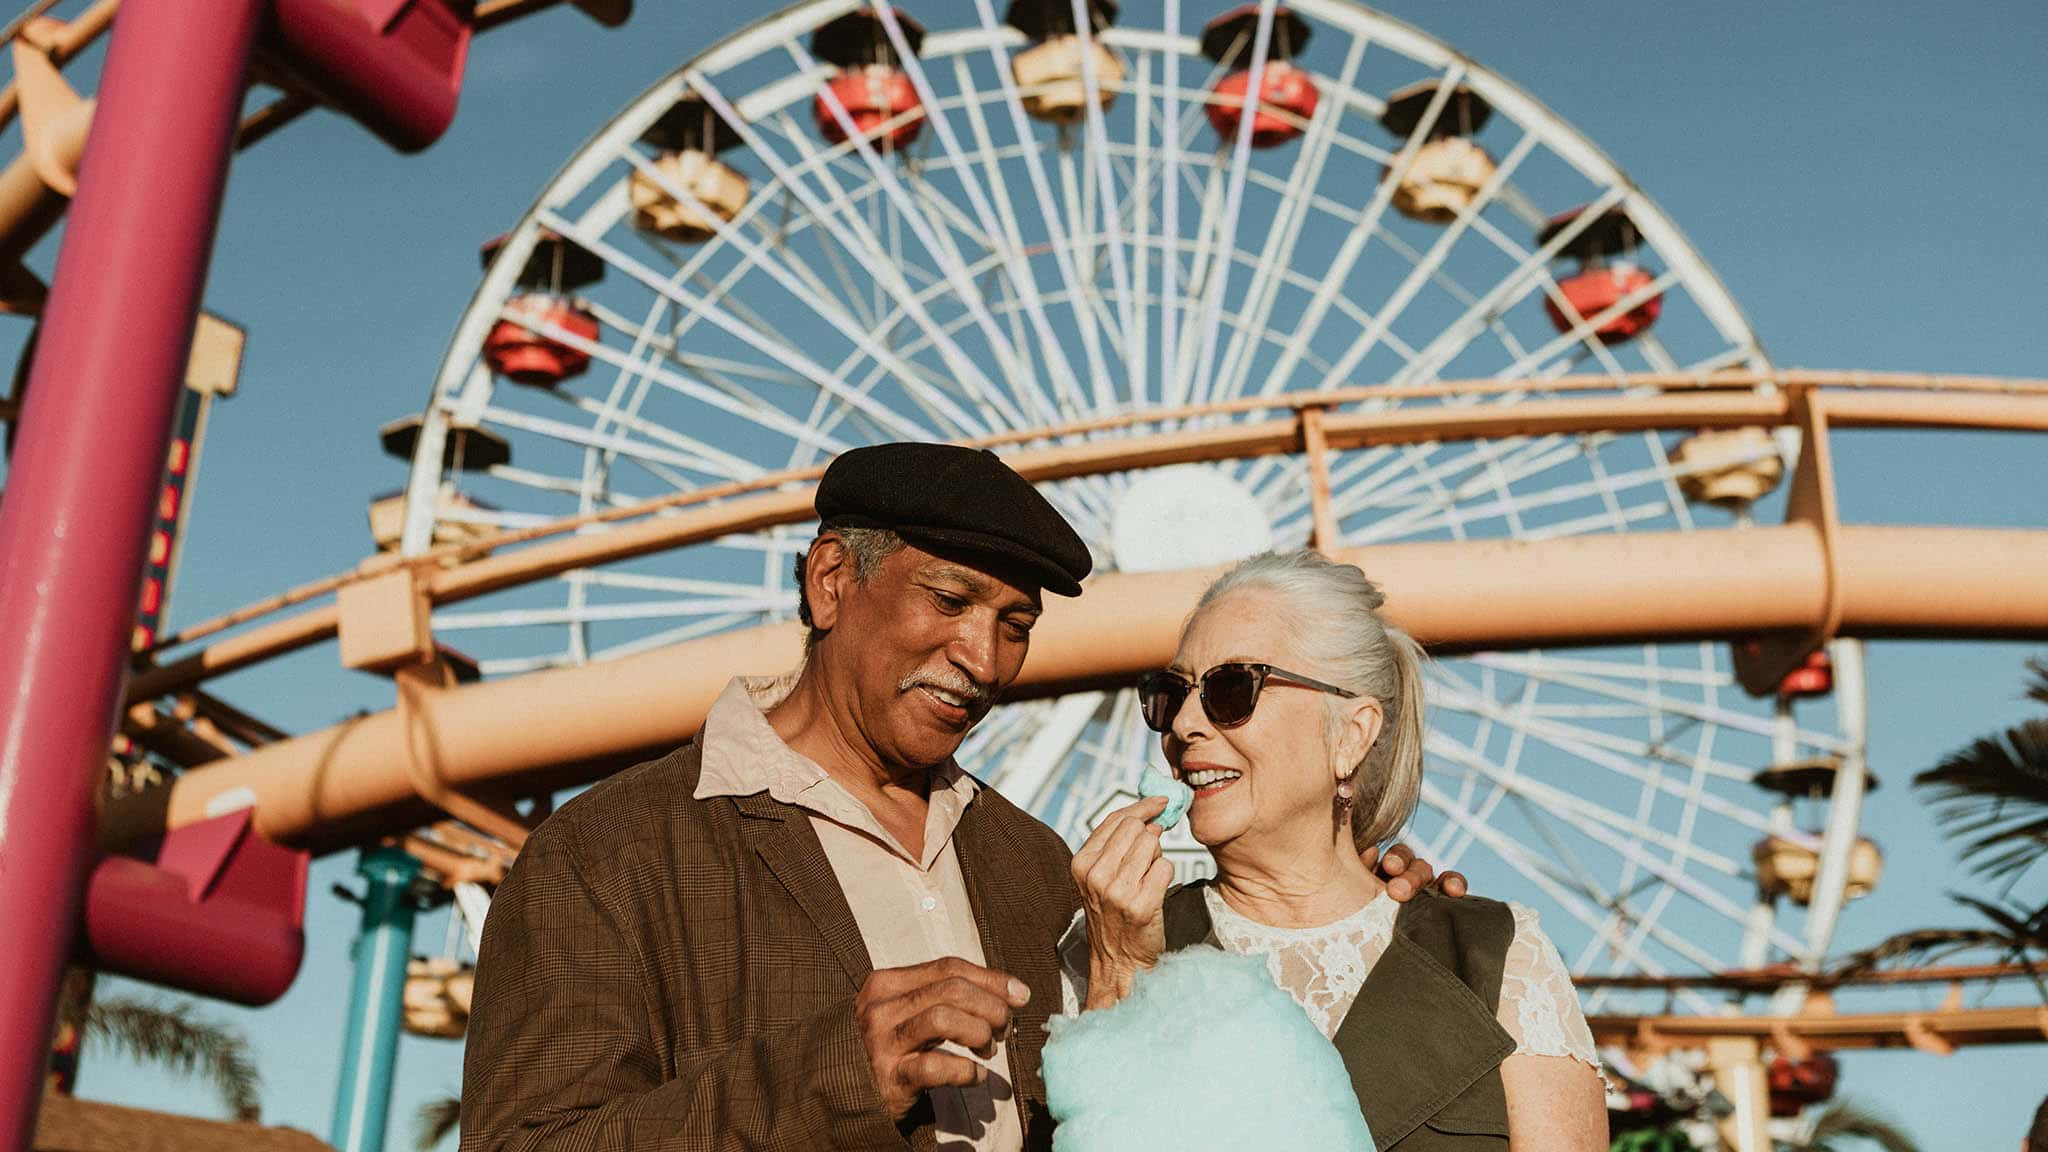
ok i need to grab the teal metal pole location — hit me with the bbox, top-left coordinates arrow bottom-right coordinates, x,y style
332,849 -> 423,1152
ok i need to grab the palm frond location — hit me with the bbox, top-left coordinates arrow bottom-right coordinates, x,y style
1828,926 -> 2013,980
2025,658 -> 2047,708
1946,892 -> 2048,940
1805,1099 -> 1920,1152
82,998 -> 261,1122
415,1094 -> 463,1151
1913,717 -> 2048,886
1827,893 -> 2048,997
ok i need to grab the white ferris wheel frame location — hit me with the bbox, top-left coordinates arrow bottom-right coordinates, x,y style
389,0 -> 1869,1011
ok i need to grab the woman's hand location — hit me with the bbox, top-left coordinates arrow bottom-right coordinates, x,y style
1071,794 -> 1175,1011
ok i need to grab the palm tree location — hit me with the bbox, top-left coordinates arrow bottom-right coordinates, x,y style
1835,660 -> 2048,995
416,1094 -> 462,1151
1830,894 -> 2048,996
1912,659 -> 2048,892
1775,1099 -> 1919,1152
62,991 -> 262,1122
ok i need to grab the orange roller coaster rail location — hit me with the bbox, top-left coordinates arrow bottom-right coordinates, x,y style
98,369 -> 2048,857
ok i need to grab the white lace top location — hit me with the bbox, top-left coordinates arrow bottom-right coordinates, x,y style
1059,887 -> 1603,1074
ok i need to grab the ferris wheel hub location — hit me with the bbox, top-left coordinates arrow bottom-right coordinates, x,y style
1111,464 -> 1272,574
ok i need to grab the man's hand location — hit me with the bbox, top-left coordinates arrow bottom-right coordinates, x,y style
854,956 -> 1031,1119
1364,842 -> 1467,902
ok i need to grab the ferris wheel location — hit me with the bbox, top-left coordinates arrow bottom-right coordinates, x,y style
384,0 -> 1871,1013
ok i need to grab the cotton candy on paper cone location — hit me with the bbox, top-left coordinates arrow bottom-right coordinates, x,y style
1043,947 -> 1375,1152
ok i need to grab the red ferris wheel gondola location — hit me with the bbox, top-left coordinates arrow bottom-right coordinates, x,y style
479,230 -> 603,388
811,8 -> 927,151
1539,205 -> 1663,342
1200,5 -> 1318,149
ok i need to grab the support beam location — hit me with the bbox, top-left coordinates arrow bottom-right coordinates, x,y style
126,381 -> 2048,704
330,849 -> 423,1152
1591,1003 -> 2048,1052
0,3 -> 260,1146
123,523 -> 2048,856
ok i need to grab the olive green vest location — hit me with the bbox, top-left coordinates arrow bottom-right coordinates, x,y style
1162,883 -> 1516,1150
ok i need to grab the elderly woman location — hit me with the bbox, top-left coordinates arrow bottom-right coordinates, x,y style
1063,550 -> 1608,1150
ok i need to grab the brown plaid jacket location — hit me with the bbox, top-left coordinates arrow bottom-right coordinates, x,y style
460,740 -> 1078,1152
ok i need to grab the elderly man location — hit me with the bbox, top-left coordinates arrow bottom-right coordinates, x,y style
461,443 -> 1448,1152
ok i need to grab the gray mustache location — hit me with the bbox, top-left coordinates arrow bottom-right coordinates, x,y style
899,671 -> 990,704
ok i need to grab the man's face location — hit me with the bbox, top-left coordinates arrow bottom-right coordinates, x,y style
821,542 -> 1043,772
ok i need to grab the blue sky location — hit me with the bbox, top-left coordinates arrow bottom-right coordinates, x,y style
21,1 -> 2046,1149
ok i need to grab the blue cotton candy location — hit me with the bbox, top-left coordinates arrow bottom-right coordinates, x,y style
1138,765 -> 1193,830
1042,947 -> 1376,1152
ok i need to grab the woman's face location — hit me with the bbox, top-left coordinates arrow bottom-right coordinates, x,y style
1162,589 -> 1375,858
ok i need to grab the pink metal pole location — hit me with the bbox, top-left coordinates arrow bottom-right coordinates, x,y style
0,3 -> 261,1148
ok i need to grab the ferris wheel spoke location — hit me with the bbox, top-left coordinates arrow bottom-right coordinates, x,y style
588,611 -> 769,663
692,79 -> 1045,430
626,149 -> 985,424
1316,434 -> 1578,544
1501,785 -> 1666,963
1318,426 -> 1623,545
1166,144 -> 1224,403
989,691 -> 1111,815
1432,683 -> 1787,837
478,403 -> 731,486
883,15 -> 1104,416
571,295 -> 671,439
748,186 -> 886,330
660,203 -> 874,334
1430,729 -> 1798,958
1469,653 -> 1851,753
501,292 -> 854,460
1253,63 -> 1467,402
1419,777 -> 1724,996
1186,1 -> 1292,408
1206,27 -> 1370,408
960,0 -> 1122,411
548,379 -> 769,484
1373,446 -> 1683,542
1053,33 -> 1142,404
536,208 -> 939,446
1313,131 -> 1542,403
1425,727 -> 1743,878
663,350 -> 826,393
934,57 -> 1089,422
1389,183 -> 1629,387
570,570 -> 799,599
781,35 -> 1084,420
1156,3 -> 1185,403
1344,432 -> 1580,525
1572,429 -> 1649,535
403,1 -> 1830,984
480,462 -> 647,507
434,594 -> 792,631
1632,329 -> 1683,375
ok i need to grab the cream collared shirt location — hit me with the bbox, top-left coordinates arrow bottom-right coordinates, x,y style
694,673 -> 1022,1152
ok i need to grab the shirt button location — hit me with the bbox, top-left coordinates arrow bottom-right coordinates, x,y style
921,895 -> 938,911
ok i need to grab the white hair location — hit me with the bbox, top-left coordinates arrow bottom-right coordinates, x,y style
1191,549 -> 1428,850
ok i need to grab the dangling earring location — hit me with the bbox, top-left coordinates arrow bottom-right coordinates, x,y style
1333,769 -> 1358,824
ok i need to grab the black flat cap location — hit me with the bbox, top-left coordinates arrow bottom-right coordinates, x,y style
816,442 -> 1093,596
